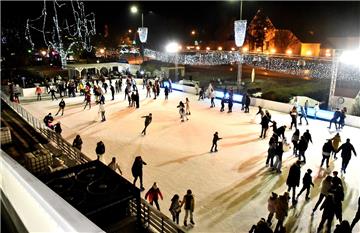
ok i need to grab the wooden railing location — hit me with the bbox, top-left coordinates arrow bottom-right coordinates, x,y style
129,198 -> 186,233
1,92 -> 91,164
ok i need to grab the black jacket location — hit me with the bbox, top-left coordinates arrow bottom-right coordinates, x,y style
302,173 -> 314,187
286,163 -> 301,187
337,142 -> 357,160
95,143 -> 105,155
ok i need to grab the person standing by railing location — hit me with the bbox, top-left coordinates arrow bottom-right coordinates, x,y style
72,135 -> 83,151
95,141 -> 105,163
145,182 -> 163,211
169,194 -> 181,224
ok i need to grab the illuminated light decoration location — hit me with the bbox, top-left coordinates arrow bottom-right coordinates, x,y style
178,45 -> 182,50
144,48 -> 360,81
306,50 -> 313,56
26,0 -> 96,68
206,47 -> 210,51
191,30 -> 196,35
137,27 -> 148,43
256,48 -> 262,52
41,50 -> 47,56
196,46 -> 200,50
286,49 -> 293,55
100,48 -> 105,54
242,47 -> 249,53
231,48 -> 236,51
165,42 -> 180,53
217,46 -> 223,51
186,46 -> 191,50
340,49 -> 360,68
270,48 -> 276,54
128,29 -> 132,33
130,6 -> 138,14
234,20 -> 247,47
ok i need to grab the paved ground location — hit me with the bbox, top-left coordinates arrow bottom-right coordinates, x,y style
21,88 -> 360,233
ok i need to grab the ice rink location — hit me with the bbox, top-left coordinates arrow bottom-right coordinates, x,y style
21,87 -> 360,233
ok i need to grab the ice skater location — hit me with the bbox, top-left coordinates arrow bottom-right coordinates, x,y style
299,105 -> 309,125
289,106 -> 298,130
35,86 -> 43,101
210,132 -> 222,152
48,87 -> 58,101
185,98 -> 191,115
169,194 -> 181,224
181,189 -> 195,227
351,197 -> 360,230
210,89 -> 215,108
266,192 -> 278,226
108,157 -> 122,174
141,113 -> 152,135
132,156 -> 147,190
95,141 -> 105,162
98,102 -> 106,122
328,108 -> 341,130
164,86 -> 169,100
55,98 -> 66,116
84,93 -> 91,110
110,84 -> 115,100
296,169 -> 314,201
337,138 -> 357,174
321,140 -> 334,168
286,160 -> 302,205
220,97 -> 225,112
145,182 -> 163,211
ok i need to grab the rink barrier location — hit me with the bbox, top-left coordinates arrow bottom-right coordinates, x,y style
129,198 -> 186,233
170,83 -> 360,128
1,92 -> 91,164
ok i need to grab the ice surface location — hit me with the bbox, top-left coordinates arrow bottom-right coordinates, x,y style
21,87 -> 360,233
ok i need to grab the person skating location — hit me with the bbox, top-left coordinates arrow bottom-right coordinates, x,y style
299,105 -> 309,125
220,97 -> 225,112
337,138 -> 357,174
35,86 -> 43,101
55,98 -> 66,116
351,197 -> 360,230
95,141 -> 105,162
291,129 -> 300,156
110,84 -> 115,100
314,103 -> 320,120
289,106 -> 298,130
135,90 -> 140,108
249,218 -> 274,233
275,125 -> 286,139
145,182 -> 163,211
152,84 -> 157,100
274,192 -> 289,233
245,94 -> 251,113
132,156 -> 147,190
273,141 -> 284,173
303,129 -> 313,144
304,99 -> 309,116
266,136 -> 277,167
181,189 -> 195,226
84,93 -> 91,110
141,113 -> 152,135
266,192 -> 278,226
317,193 -> 336,233
108,157 -> 122,175
169,194 -> 181,224
286,160 -> 302,205
131,92 -> 136,107
98,102 -> 106,122
54,122 -> 62,135
256,106 -> 264,118
185,98 -> 191,115
210,132 -> 222,152
198,87 -> 204,101
298,136 -> 309,163
331,171 -> 343,190
328,108 -> 341,130
260,113 -> 271,138
48,87 -> 58,101
330,133 -> 341,159
338,108 -> 347,129
331,183 -> 345,224
72,135 -> 83,151
313,175 -> 333,212
210,89 -> 216,108
164,86 -> 169,100
321,140 -> 334,168
296,169 -> 314,201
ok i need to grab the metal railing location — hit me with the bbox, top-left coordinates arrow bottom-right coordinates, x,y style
129,198 -> 186,233
1,92 -> 91,164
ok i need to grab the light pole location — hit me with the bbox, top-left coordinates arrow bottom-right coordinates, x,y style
166,42 -> 180,82
130,5 -> 145,63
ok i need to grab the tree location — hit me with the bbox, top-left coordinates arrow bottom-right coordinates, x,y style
25,0 -> 96,68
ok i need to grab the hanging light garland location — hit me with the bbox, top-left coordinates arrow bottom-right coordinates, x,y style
25,0 -> 96,68
144,49 -> 359,81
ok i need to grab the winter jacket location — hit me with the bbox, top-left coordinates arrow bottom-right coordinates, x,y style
322,141 -> 334,156
72,137 -> 83,150
261,115 -> 271,128
275,195 -> 289,220
212,134 -> 222,143
320,195 -> 336,218
182,194 -> 195,211
267,196 -> 277,213
132,156 -> 147,177
297,138 -> 308,152
291,133 -> 299,143
275,126 -> 286,139
337,142 -> 357,160
145,187 -> 163,202
302,173 -> 314,187
320,178 -> 332,195
59,100 -> 65,108
95,143 -> 105,155
54,123 -> 62,134
303,132 -> 313,143
286,163 -> 301,187
331,135 -> 341,150
169,199 -> 181,216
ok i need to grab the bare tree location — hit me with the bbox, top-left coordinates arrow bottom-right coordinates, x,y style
26,0 -> 96,68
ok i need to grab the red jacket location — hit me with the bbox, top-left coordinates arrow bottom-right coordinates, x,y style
145,187 -> 163,202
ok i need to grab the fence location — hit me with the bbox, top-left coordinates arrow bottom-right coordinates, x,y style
1,92 -> 91,164
129,198 -> 186,233
1,92 -> 186,233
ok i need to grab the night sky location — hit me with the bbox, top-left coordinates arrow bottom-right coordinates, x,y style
1,1 -> 360,50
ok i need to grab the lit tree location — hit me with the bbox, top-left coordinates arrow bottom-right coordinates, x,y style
25,0 -> 96,68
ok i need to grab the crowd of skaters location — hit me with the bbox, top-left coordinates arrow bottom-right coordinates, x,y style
28,73 -> 359,232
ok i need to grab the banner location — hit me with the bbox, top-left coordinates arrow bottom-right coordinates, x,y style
138,27 -> 148,43
234,20 -> 247,47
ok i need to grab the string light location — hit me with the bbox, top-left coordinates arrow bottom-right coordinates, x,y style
234,20 -> 247,47
25,0 -> 96,68
144,49 -> 360,81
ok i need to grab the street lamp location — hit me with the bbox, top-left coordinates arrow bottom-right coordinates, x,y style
165,42 -> 180,82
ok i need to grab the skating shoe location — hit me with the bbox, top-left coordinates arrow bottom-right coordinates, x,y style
215,149 -> 218,152
184,221 -> 187,227
190,220 -> 195,225
306,197 -> 310,201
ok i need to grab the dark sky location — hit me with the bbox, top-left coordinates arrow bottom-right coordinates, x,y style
2,1 -> 360,50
